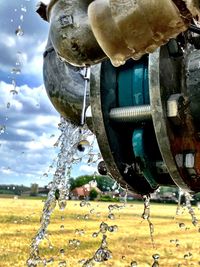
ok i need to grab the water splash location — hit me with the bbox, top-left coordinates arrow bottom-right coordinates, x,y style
27,118 -> 85,266
142,195 -> 155,248
184,192 -> 198,227
83,234 -> 112,266
175,189 -> 198,228
15,25 -> 24,36
152,253 -> 160,267
130,261 -> 137,266
0,125 -> 6,135
176,188 -> 183,216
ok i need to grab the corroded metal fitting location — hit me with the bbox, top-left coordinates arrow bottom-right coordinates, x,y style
88,0 -> 194,67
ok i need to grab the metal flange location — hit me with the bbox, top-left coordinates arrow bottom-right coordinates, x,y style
90,57 -> 174,194
149,46 -> 200,193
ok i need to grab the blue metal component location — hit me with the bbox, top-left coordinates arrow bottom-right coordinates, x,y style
118,59 -> 149,107
117,58 -> 158,189
132,129 -> 158,189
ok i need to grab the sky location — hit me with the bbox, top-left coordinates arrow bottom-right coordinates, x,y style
0,0 -> 97,187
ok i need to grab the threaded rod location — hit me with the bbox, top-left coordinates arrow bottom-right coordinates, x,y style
109,105 -> 151,122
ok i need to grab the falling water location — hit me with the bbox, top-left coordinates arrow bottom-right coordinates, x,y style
82,223 -> 113,266
184,192 -> 198,227
176,188 -> 183,216
142,195 -> 155,248
175,189 -> 198,227
27,118 -> 93,266
151,253 -> 160,267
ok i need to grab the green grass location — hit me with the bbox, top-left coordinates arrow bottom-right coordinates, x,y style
0,198 -> 200,266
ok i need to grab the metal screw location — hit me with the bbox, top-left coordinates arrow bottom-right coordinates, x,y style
167,94 -> 185,125
109,105 -> 151,123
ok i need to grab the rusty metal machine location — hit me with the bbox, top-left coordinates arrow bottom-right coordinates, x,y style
38,0 -> 200,195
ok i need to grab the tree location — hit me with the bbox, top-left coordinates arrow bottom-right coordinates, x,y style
30,183 -> 39,196
95,176 -> 115,192
69,175 -> 116,192
69,175 -> 94,190
89,189 -> 98,200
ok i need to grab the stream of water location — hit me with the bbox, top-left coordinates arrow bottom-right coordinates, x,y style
27,119 -> 97,266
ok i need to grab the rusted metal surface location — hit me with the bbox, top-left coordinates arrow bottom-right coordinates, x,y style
43,38 -> 101,125
149,46 -> 200,193
48,0 -> 106,66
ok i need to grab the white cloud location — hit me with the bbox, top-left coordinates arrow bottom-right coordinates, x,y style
0,34 -> 16,48
25,132 -> 58,150
0,167 -> 14,175
79,165 -> 97,174
0,80 -> 60,185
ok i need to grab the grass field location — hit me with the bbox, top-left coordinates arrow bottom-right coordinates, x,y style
0,197 -> 200,267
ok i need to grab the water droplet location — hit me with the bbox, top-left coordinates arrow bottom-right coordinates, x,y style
184,252 -> 192,259
60,225 -> 64,230
92,232 -> 98,238
11,67 -> 21,74
152,254 -> 160,260
82,259 -> 95,267
122,255 -> 126,260
90,209 -> 95,214
99,222 -> 108,233
46,257 -> 54,264
94,248 -> 112,262
0,125 -> 6,134
111,225 -> 118,232
185,192 -> 198,226
76,140 -> 90,158
15,25 -> 24,36
58,199 -> 67,210
80,201 -> 87,207
84,214 -> 89,220
58,260 -> 67,267
130,261 -> 138,267
108,213 -> 115,220
48,200 -> 56,212
97,161 -> 107,175
7,102 -> 10,109
60,248 -> 65,254
75,229 -> 85,236
179,223 -> 185,229
10,89 -> 18,95
47,182 -> 53,189
20,14 -> 24,21
21,6 -> 27,12
69,239 -> 81,248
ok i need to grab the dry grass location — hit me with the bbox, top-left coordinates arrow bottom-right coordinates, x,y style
0,197 -> 200,267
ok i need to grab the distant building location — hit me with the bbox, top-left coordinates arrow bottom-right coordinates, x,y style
71,182 -> 101,200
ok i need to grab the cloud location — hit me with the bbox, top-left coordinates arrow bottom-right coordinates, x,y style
79,165 -> 97,174
0,0 -> 101,187
0,80 -> 60,186
0,0 -> 50,86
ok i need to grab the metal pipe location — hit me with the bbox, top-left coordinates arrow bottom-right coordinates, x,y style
109,105 -> 151,122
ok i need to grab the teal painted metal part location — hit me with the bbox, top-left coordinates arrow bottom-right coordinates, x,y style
132,129 -> 158,189
118,58 -> 149,107
117,58 -> 158,189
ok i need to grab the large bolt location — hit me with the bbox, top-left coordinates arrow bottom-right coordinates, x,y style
184,152 -> 197,177
184,153 -> 195,168
167,94 -> 185,125
109,105 -> 151,123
